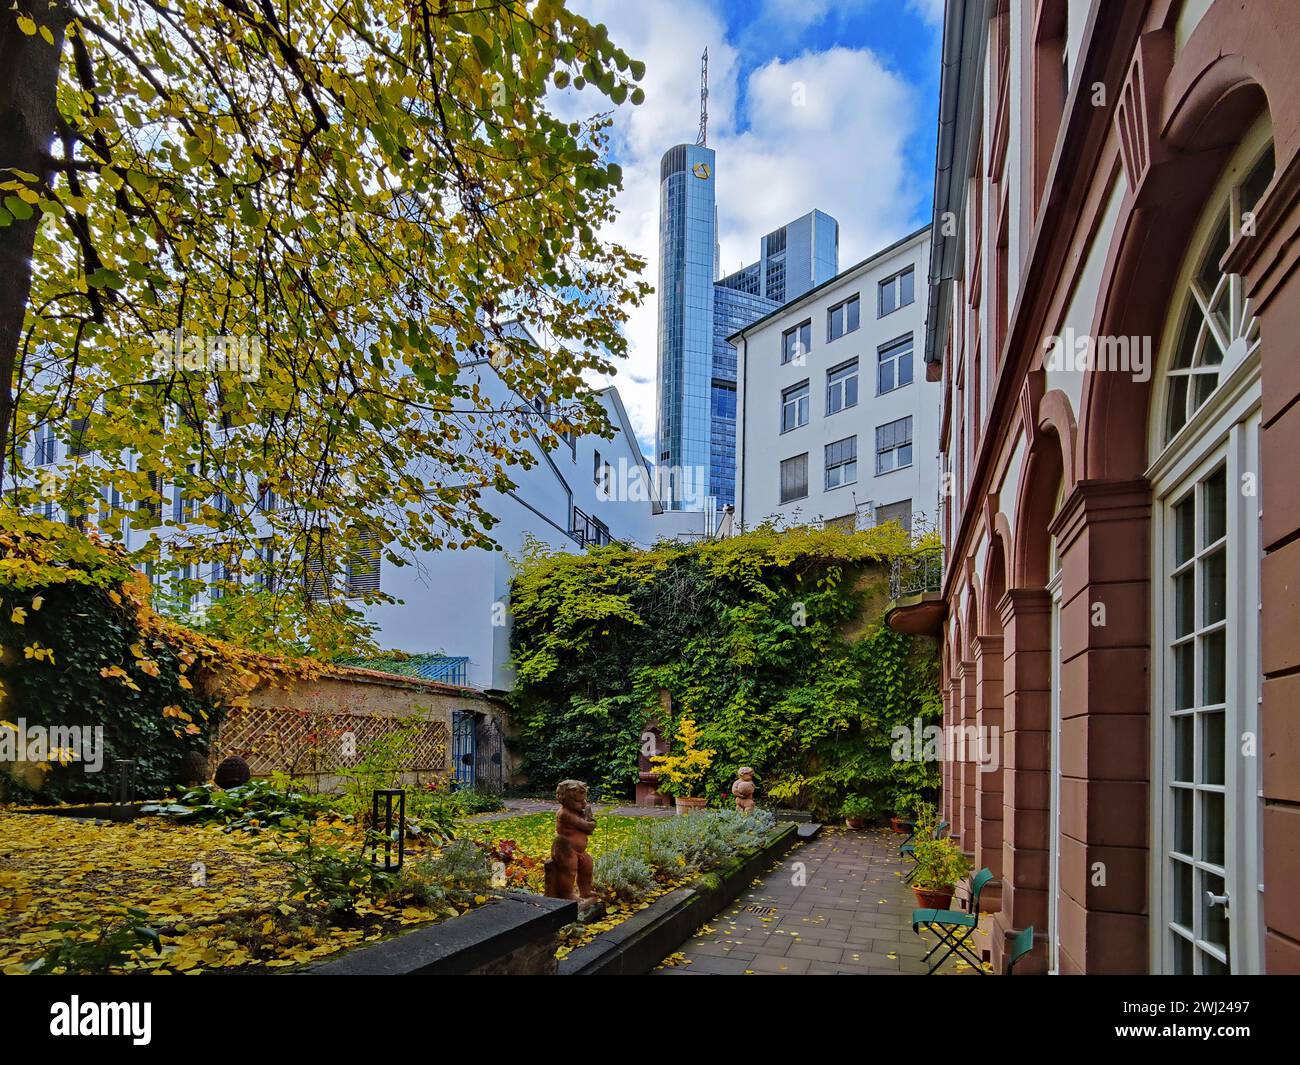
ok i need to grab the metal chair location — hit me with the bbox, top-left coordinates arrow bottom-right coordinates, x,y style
911,867 -> 996,975
1006,924 -> 1035,974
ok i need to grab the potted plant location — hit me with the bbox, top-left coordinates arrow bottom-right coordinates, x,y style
650,717 -> 716,815
891,790 -> 924,834
910,836 -> 973,910
840,795 -> 875,830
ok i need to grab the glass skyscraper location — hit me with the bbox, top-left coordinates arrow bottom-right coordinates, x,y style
656,140 -> 838,510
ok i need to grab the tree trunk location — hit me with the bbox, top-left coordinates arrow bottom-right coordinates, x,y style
0,4 -> 66,496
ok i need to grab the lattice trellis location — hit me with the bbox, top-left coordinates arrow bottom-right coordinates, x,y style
210,708 -> 449,777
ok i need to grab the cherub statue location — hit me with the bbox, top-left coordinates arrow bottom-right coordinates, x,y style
544,779 -> 598,911
732,766 -> 756,814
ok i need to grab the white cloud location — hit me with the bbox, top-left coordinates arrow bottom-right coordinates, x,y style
555,0 -> 929,453
906,0 -> 946,26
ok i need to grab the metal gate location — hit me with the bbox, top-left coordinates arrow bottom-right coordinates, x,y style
451,711 -> 476,789
475,716 -> 505,794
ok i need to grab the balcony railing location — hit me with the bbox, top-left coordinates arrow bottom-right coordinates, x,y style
889,547 -> 944,600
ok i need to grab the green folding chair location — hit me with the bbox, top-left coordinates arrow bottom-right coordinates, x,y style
911,867 -> 996,975
1006,925 -> 1035,974
900,820 -> 949,882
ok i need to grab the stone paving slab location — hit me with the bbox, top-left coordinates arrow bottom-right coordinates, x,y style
653,826 -> 990,976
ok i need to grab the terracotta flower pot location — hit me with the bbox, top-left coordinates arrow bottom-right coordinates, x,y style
891,816 -> 909,834
845,817 -> 867,830
912,885 -> 955,910
674,796 -> 708,816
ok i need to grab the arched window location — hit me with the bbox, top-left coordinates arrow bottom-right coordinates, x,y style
1149,116 -> 1272,976
1162,142 -> 1274,443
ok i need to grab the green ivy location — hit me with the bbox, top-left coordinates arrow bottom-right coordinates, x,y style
507,524 -> 941,818
0,515 -> 219,804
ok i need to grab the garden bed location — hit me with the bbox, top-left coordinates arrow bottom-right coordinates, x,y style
0,810 -> 490,974
557,821 -> 806,975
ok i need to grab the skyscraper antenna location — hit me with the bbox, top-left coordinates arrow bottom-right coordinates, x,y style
696,48 -> 708,147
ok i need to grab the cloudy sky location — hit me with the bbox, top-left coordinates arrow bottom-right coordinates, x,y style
550,0 -> 946,454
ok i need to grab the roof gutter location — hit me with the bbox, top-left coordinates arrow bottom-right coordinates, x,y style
925,0 -> 989,368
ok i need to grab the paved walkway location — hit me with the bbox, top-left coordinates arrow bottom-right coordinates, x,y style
653,826 -> 988,975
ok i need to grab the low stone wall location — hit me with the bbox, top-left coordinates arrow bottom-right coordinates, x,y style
304,893 -> 576,975
207,666 -> 511,793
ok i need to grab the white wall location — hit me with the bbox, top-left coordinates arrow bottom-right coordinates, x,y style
736,229 -> 939,533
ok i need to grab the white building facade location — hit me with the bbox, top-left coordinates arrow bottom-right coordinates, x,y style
732,227 -> 938,534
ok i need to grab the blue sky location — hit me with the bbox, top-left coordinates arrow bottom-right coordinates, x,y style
551,0 -> 946,449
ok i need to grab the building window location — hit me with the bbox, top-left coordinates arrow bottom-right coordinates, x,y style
826,359 -> 859,415
877,334 -> 914,394
781,320 -> 811,365
304,530 -> 330,601
827,294 -> 860,342
875,498 -> 913,532
780,381 -> 809,433
34,424 -> 56,466
878,266 -> 915,317
255,538 -> 277,592
824,436 -> 857,491
593,450 -> 613,496
1150,126 -> 1272,975
68,417 -> 91,458
257,480 -> 278,512
1164,145 -> 1273,443
346,530 -> 381,595
875,416 -> 913,474
779,453 -> 808,504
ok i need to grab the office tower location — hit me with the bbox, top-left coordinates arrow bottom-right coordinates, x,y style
655,144 -> 839,509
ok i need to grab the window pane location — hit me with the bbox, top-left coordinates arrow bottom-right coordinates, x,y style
1202,548 -> 1226,626
1201,710 -> 1225,785
1174,570 -> 1195,638
1174,496 -> 1195,566
1173,859 -> 1193,926
900,268 -> 914,306
1203,467 -> 1226,546
1201,870 -> 1229,950
899,349 -> 913,386
878,362 -> 892,393
847,298 -> 860,332
1202,629 -> 1226,706
1174,642 -> 1195,710
1173,715 -> 1194,782
1173,785 -> 1193,853
898,443 -> 912,468
845,376 -> 857,407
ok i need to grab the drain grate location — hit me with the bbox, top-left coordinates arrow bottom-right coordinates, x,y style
743,904 -> 777,916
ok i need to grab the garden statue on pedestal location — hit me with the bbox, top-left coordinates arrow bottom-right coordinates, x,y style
732,767 -> 756,814
544,780 -> 603,920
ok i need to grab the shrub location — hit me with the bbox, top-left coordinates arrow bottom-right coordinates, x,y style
593,847 -> 655,901
140,778 -> 337,832
911,836 -> 972,891
398,839 -> 494,907
276,827 -> 397,919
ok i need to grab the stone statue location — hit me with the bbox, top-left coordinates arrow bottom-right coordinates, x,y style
544,780 -> 601,916
732,766 -> 756,814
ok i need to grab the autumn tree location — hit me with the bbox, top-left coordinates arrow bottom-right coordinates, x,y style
0,0 -> 648,646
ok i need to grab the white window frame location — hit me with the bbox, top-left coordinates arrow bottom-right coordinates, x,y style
781,381 -> 809,434
1146,120 -> 1269,976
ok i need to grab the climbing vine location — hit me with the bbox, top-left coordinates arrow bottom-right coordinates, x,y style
508,524 -> 942,818
0,512 -> 323,802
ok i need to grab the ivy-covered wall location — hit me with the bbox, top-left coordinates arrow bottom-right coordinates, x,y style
0,515 -> 320,803
507,524 -> 942,819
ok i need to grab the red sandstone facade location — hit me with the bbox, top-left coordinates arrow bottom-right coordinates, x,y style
892,0 -> 1300,974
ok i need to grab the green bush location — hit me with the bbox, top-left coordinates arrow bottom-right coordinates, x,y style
397,838 -> 494,906
593,809 -> 778,903
508,524 -> 941,818
140,778 -> 337,832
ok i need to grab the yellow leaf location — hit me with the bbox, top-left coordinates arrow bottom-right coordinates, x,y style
15,16 -> 36,35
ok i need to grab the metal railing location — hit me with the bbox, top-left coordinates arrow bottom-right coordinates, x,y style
889,547 -> 944,600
